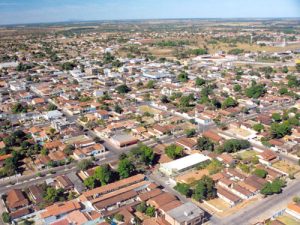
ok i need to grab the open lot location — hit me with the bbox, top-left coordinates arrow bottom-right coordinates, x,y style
272,160 -> 300,175
236,150 -> 258,160
138,105 -> 162,115
277,213 -> 300,225
206,198 -> 231,212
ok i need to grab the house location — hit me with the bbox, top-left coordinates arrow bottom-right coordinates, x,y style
110,133 -> 138,148
40,201 -> 81,225
286,202 -> 300,220
55,175 -> 74,190
164,202 -> 205,225
217,153 -> 236,167
258,150 -> 279,166
29,127 -> 49,142
28,185 -> 44,204
0,154 -> 12,167
175,138 -> 197,151
32,98 -> 46,105
95,110 -> 110,120
147,192 -> 177,209
239,175 -> 267,194
73,143 -> 105,159
6,189 -> 29,211
44,110 -> 63,120
230,184 -> 254,200
217,186 -> 241,206
203,130 -> 223,143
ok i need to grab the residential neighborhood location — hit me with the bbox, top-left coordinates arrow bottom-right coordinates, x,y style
0,12 -> 300,225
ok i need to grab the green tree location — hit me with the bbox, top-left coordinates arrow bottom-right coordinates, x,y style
270,121 -> 292,139
179,94 -> 194,107
279,87 -> 289,95
193,175 -> 216,201
114,214 -> 124,222
252,123 -> 264,133
222,97 -> 238,109
2,212 -> 11,224
174,183 -> 192,197
272,113 -> 282,122
217,139 -> 250,153
118,158 -> 135,178
206,159 -> 223,175
253,169 -> 268,178
233,84 -> 242,92
197,137 -> 214,151
160,95 -> 169,103
196,77 -> 206,86
245,83 -> 266,99
84,176 -> 96,189
47,104 -> 57,111
192,48 -> 208,55
228,48 -> 244,55
136,202 -> 147,213
239,164 -> 250,173
114,104 -> 123,114
146,80 -> 155,89
12,103 -> 28,114
145,206 -> 156,217
165,144 -> 184,159
77,159 -> 93,171
177,71 -> 189,82
116,84 -> 131,94
185,129 -> 196,138
94,164 -> 114,185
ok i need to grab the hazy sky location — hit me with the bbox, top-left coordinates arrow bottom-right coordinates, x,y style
0,0 -> 299,25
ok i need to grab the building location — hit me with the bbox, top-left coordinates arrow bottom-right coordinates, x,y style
110,133 -> 138,148
164,202 -> 205,225
286,203 -> 300,220
217,186 -> 241,206
6,189 -> 29,211
159,153 -> 210,176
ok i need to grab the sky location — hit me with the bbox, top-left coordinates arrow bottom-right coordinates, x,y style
0,0 -> 299,25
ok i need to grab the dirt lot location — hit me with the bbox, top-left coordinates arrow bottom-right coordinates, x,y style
272,160 -> 300,175
277,213 -> 300,225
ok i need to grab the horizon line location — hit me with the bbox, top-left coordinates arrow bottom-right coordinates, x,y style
1,16 -> 300,27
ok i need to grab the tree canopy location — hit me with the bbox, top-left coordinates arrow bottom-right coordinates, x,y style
165,144 -> 184,159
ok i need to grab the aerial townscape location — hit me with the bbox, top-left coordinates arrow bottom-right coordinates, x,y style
0,1 -> 300,225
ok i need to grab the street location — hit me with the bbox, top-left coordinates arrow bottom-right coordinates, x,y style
210,178 -> 300,225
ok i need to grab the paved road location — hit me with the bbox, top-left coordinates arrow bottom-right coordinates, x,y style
210,179 -> 300,225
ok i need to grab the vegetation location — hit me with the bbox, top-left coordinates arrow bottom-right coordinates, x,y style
260,178 -> 285,196
197,137 -> 214,151
270,121 -> 292,139
253,168 -> 268,178
174,183 -> 192,197
2,212 -> 11,223
217,139 -> 250,153
165,144 -> 184,159
252,123 -> 264,133
177,71 -> 189,82
116,84 -> 131,94
193,175 -> 216,201
118,158 -> 136,178
245,82 -> 266,99
222,97 -> 238,109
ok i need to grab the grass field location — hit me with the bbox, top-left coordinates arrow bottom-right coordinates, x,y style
236,150 -> 257,160
138,105 -> 161,114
